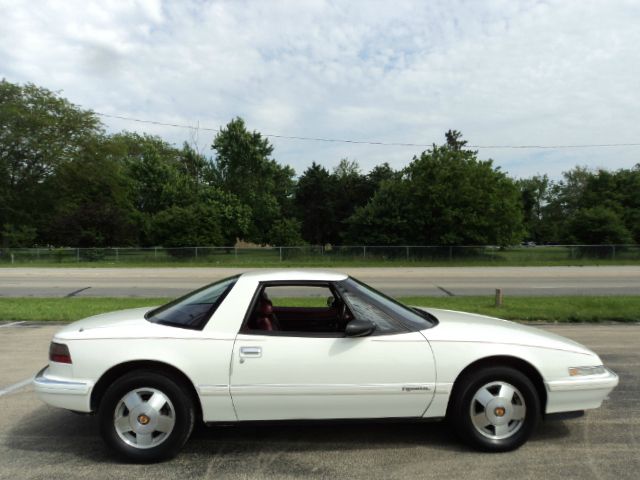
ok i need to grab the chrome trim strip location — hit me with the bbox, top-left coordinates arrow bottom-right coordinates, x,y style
546,368 -> 619,392
33,366 -> 91,395
230,383 -> 435,396
434,382 -> 454,395
197,384 -> 230,396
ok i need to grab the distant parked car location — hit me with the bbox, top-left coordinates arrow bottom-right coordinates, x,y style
35,270 -> 618,462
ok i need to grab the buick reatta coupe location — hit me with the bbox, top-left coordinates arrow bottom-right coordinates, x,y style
34,270 -> 618,461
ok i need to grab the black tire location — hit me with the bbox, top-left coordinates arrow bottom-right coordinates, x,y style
98,370 -> 195,462
449,366 -> 540,452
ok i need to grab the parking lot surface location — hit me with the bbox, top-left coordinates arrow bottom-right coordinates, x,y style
0,323 -> 638,479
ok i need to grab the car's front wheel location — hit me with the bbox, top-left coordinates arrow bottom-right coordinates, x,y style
98,370 -> 195,462
449,366 -> 540,452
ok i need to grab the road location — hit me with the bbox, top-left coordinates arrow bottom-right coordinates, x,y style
0,322 -> 637,479
1,266 -> 639,297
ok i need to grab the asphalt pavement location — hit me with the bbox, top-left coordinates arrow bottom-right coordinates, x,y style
1,266 -> 640,297
0,322 -> 638,479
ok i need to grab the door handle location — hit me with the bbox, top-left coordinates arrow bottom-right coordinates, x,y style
239,346 -> 262,360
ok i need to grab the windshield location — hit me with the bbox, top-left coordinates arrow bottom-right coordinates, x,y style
145,276 -> 238,330
337,277 -> 436,331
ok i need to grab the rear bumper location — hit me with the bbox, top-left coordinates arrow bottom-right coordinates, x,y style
33,366 -> 93,412
545,367 -> 619,414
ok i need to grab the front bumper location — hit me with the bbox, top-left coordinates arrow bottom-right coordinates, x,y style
545,367 -> 619,414
33,366 -> 93,412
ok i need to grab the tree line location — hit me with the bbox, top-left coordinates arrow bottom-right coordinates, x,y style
1,79 -> 638,249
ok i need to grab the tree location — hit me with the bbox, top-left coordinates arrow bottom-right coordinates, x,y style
518,175 -> 551,243
268,218 -> 305,246
445,129 -> 468,150
0,79 -> 102,246
567,206 -> 633,245
345,179 -> 414,244
345,132 -> 524,246
148,189 -> 250,248
540,166 -> 640,245
367,162 -> 397,189
112,132 -> 190,215
44,137 -> 140,247
212,117 -> 295,244
294,162 -> 336,244
331,159 -> 373,241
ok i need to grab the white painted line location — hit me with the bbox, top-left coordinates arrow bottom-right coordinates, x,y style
0,377 -> 33,397
0,321 -> 26,328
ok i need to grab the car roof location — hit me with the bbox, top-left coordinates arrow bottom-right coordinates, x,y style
238,269 -> 348,282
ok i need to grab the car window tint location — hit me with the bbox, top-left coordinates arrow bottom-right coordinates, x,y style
264,285 -> 335,308
337,277 -> 434,331
340,291 -> 398,333
146,276 -> 238,330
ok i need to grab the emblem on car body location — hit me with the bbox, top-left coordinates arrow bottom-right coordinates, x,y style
402,386 -> 431,392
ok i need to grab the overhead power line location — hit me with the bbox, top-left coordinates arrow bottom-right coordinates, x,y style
94,111 -> 640,150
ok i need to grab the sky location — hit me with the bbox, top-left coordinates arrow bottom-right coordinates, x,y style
1,0 -> 639,179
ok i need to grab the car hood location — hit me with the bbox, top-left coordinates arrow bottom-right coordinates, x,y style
53,306 -> 178,340
417,307 -> 594,355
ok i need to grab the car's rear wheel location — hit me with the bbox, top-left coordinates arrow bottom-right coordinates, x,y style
449,366 -> 540,451
98,370 -> 195,462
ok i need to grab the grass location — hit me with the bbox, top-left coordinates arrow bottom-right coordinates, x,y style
403,296 -> 640,323
0,298 -> 167,322
1,296 -> 639,323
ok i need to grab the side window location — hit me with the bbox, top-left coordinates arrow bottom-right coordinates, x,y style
266,285 -> 335,308
340,291 -> 401,334
245,284 -> 348,335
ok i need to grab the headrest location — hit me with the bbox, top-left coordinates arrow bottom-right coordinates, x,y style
259,300 -> 273,315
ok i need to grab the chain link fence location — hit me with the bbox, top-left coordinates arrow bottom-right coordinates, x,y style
1,244 -> 639,265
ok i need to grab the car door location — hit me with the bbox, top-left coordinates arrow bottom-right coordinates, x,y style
229,282 -> 436,421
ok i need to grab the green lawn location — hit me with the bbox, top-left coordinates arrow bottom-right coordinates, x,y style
1,296 -> 639,323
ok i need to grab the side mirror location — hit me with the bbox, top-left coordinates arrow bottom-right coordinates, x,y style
326,296 -> 335,307
345,318 -> 376,337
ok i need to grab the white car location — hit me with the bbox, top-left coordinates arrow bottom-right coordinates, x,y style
34,270 -> 618,462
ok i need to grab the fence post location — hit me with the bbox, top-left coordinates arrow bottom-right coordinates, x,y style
612,245 -> 616,259
234,247 -> 238,259
11,253 -> 14,265
449,246 -> 453,261
495,288 -> 503,307
195,247 -> 198,259
115,248 -> 119,262
154,247 -> 158,259
406,246 -> 409,261
279,247 -> 283,262
76,248 -> 80,262
363,246 -> 366,258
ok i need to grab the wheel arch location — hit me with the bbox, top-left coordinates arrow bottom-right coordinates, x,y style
445,355 -> 547,417
90,360 -> 203,421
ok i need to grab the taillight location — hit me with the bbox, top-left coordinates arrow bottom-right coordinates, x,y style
49,342 -> 72,364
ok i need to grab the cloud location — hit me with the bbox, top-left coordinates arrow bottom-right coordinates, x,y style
0,0 -> 639,178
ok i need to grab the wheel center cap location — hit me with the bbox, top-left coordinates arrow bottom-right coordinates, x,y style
137,414 -> 150,425
494,407 -> 506,417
